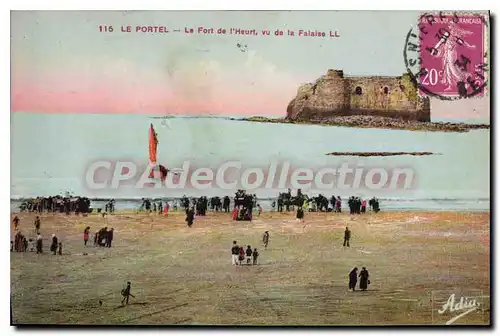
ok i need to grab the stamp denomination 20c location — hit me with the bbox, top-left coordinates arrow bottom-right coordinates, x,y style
404,11 -> 489,100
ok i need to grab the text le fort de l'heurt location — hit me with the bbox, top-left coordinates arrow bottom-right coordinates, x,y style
99,25 -> 340,37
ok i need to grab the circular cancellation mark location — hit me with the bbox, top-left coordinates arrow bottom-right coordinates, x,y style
403,11 -> 489,100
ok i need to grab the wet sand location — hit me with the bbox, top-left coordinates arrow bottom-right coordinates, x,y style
10,210 -> 490,325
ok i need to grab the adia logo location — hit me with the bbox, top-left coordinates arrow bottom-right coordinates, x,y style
432,290 -> 488,325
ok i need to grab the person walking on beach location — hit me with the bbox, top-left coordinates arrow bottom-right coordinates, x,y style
349,267 -> 358,291
263,231 -> 270,249
121,281 -> 135,305
343,227 -> 351,247
359,267 -> 370,291
12,216 -> 19,231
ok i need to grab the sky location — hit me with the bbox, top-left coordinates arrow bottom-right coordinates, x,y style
11,10 -> 490,118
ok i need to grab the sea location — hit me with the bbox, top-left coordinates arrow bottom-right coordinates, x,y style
10,113 -> 491,212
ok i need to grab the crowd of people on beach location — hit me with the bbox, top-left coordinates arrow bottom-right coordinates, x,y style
273,189 -> 381,214
231,240 -> 260,266
90,226 -> 115,247
17,195 -> 92,214
11,215 -> 62,255
12,188 -> 377,306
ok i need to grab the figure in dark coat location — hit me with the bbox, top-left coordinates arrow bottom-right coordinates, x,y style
349,267 -> 358,291
36,234 -> 43,254
359,267 -> 370,291
296,207 -> 304,221
343,227 -> 351,247
50,234 -> 58,255
186,208 -> 195,227
106,228 -> 114,247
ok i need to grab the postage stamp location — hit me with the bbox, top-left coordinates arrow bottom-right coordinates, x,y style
404,11 -> 489,100
431,289 -> 489,325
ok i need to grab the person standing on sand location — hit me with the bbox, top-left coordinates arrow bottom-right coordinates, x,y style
232,206 -> 238,220
50,234 -> 58,255
34,216 -> 41,234
263,231 -> 270,249
186,207 -> 195,227
343,227 -> 351,247
336,197 -> 342,213
252,248 -> 259,265
296,206 -> 304,222
164,202 -> 169,216
245,245 -> 253,265
257,204 -> 263,217
84,226 -> 90,246
349,267 -> 358,291
238,246 -> 245,265
231,241 -> 239,265
36,233 -> 43,253
359,267 -> 370,291
106,228 -> 114,247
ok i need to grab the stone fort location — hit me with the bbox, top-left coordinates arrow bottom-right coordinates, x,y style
286,69 -> 431,122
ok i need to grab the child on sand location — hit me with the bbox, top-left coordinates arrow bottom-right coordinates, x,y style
238,246 -> 245,265
245,245 -> 253,265
84,227 -> 90,246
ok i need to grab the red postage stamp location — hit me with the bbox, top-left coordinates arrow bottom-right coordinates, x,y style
417,12 -> 488,99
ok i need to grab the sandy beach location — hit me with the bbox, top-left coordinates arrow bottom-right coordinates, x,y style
10,210 -> 490,325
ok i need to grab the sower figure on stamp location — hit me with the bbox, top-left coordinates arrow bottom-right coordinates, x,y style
121,281 -> 135,305
343,227 -> 351,247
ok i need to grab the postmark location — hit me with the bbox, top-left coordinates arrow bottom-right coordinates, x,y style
404,11 -> 489,100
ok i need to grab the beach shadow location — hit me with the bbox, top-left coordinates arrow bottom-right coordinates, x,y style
119,303 -> 189,323
172,317 -> 193,324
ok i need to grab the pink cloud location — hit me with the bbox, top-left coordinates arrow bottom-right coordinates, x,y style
11,54 -> 299,116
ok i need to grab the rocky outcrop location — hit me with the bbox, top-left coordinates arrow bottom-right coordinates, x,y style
240,115 -> 490,133
286,69 -> 431,122
325,152 -> 438,157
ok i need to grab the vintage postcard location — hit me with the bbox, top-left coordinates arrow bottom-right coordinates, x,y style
10,10 -> 490,326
